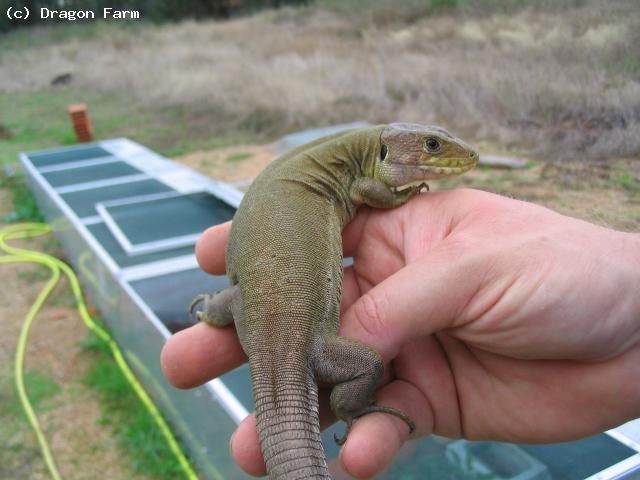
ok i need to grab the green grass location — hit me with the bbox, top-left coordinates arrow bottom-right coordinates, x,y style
0,171 -> 44,223
1,25 -> 98,53
615,171 -> 640,192
16,266 -> 51,283
226,151 -> 255,162
0,87 -> 248,169
2,371 -> 61,418
80,332 -> 184,479
22,372 -> 61,409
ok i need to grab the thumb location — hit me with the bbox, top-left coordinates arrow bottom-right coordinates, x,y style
340,243 -> 480,361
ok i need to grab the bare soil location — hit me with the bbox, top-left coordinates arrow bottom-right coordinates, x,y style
177,144 -> 274,187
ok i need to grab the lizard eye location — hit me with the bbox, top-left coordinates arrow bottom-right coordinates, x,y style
380,144 -> 388,161
425,137 -> 441,153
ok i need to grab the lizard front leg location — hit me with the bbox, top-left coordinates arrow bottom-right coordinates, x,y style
349,177 -> 427,209
313,335 -> 416,445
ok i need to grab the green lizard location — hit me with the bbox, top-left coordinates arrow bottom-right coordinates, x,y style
190,123 -> 478,479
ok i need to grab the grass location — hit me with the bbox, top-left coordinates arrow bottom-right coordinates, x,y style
0,171 -> 44,222
615,171 -> 640,192
226,151 -> 255,162
0,369 -> 60,478
80,332 -> 184,479
22,372 -> 61,410
0,88 -> 249,168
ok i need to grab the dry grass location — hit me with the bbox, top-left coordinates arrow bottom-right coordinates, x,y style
2,0 -> 639,159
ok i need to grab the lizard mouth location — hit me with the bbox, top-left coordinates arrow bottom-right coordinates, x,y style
385,155 -> 478,187
412,157 -> 477,178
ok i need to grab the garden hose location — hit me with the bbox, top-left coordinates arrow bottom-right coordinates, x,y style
0,223 -> 199,480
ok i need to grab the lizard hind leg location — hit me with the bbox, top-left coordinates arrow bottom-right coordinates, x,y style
313,335 -> 416,446
189,285 -> 240,327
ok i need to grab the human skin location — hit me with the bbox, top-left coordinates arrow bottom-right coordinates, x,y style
161,188 -> 640,479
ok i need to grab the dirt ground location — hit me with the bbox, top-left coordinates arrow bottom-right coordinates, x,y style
0,189 -> 148,480
177,143 -> 275,187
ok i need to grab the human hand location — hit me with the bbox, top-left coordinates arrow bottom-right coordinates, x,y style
161,189 -> 640,478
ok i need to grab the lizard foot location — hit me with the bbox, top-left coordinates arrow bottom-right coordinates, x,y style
333,418 -> 354,446
189,287 -> 237,327
189,294 -> 207,322
333,405 -> 416,446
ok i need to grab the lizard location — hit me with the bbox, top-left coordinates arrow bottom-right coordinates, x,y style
190,123 -> 478,479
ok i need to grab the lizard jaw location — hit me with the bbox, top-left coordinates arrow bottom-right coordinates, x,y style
387,159 -> 475,187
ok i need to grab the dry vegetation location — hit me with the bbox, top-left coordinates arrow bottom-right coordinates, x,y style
2,0 -> 639,160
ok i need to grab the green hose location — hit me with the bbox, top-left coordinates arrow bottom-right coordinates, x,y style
0,223 -> 199,480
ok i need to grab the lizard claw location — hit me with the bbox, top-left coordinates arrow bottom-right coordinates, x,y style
334,419 -> 354,446
189,294 -> 207,322
333,406 -> 415,447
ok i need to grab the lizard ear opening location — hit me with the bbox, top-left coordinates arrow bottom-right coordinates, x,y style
380,144 -> 388,161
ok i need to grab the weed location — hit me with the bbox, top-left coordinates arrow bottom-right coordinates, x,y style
22,372 -> 61,409
16,267 -> 51,283
615,171 -> 640,192
226,151 -> 255,162
0,172 -> 43,223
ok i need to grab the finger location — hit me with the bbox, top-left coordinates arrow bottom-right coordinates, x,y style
160,322 -> 246,388
195,221 -> 232,275
342,207 -> 371,258
339,243 -> 481,362
339,378 -> 433,479
230,413 -> 266,476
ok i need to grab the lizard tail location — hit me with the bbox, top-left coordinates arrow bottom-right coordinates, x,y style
251,363 -> 331,479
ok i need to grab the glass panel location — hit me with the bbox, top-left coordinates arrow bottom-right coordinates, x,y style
87,223 -> 195,268
61,179 -> 172,218
386,435 -> 637,480
129,267 -> 229,333
102,192 -> 235,248
42,161 -> 142,187
27,145 -> 111,168
519,435 -> 636,478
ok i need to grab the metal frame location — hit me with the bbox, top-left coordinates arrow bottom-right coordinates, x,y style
37,155 -> 119,173
20,142 -> 252,479
95,190 -> 211,256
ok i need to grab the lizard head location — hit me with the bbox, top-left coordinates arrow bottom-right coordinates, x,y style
374,123 -> 478,187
